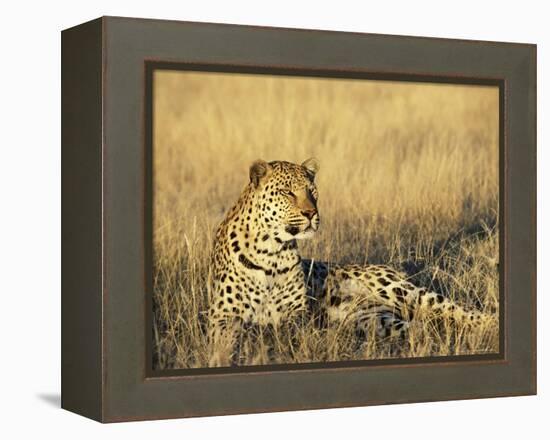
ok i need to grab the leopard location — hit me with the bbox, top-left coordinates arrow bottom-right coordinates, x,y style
207,158 -> 496,367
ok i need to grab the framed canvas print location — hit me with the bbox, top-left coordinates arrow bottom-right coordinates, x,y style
61,16 -> 536,422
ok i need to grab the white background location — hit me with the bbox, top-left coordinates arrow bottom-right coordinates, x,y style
1,0 -> 546,437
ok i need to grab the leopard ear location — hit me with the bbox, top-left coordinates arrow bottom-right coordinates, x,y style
301,157 -> 319,176
249,160 -> 272,187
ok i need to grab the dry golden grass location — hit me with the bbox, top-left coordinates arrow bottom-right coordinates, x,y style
152,71 -> 500,370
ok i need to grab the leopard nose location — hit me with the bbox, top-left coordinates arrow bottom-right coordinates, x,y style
301,209 -> 317,220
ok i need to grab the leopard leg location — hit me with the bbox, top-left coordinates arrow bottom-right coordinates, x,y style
376,311 -> 409,338
355,308 -> 409,339
208,317 -> 243,367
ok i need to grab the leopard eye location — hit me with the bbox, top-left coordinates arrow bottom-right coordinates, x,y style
280,188 -> 294,197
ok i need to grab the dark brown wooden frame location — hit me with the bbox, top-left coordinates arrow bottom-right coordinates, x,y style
62,16 -> 536,422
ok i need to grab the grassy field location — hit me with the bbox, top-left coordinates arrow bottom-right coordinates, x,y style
152,71 -> 500,370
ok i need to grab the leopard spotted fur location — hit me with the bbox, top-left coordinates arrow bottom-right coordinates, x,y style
207,159 -> 495,366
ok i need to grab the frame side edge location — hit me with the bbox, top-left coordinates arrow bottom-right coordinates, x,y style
530,43 -> 537,395
61,17 -> 104,422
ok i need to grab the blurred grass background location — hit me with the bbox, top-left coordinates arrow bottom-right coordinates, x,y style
152,70 -> 499,370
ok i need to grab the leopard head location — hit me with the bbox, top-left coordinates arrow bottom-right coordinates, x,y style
249,158 -> 320,241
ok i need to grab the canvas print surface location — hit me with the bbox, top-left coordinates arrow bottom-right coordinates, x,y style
151,70 -> 500,370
